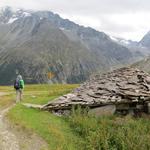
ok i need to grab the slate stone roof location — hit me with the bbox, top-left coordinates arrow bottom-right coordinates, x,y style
43,67 -> 150,111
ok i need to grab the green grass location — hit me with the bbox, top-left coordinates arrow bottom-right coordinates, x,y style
23,84 -> 78,104
0,84 -> 81,150
0,94 -> 14,109
69,107 -> 150,150
8,104 -> 83,150
0,85 -> 14,92
1,84 -> 150,150
0,86 -> 15,109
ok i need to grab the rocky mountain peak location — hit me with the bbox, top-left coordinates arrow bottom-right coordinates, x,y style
0,7 -> 139,85
0,7 -> 32,24
140,30 -> 150,48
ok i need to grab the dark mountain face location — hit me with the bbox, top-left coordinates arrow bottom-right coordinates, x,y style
109,36 -> 150,60
0,7 -> 134,85
140,31 -> 150,48
0,16 -> 97,84
131,31 -> 150,73
132,57 -> 150,74
35,11 -> 134,64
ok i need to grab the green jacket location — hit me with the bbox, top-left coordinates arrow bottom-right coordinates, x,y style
19,79 -> 25,89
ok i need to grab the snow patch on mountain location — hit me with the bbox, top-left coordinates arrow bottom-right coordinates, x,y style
7,17 -> 18,24
59,27 -> 65,31
120,39 -> 130,45
110,36 -> 118,42
109,35 -> 131,46
0,7 -> 32,24
22,12 -> 31,17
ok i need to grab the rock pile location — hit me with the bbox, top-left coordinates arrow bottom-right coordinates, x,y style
42,67 -> 150,114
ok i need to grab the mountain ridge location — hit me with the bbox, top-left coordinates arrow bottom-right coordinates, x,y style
0,7 -> 138,84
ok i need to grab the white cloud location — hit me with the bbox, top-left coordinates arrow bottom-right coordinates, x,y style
0,0 -> 150,41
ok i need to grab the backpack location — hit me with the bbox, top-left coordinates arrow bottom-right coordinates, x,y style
14,80 -> 20,90
19,80 -> 24,89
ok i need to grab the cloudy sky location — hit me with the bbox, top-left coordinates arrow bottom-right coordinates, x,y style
0,0 -> 150,41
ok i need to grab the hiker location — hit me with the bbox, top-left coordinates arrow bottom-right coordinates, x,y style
14,75 -> 25,103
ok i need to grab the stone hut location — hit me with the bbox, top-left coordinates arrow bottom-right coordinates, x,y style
42,67 -> 150,115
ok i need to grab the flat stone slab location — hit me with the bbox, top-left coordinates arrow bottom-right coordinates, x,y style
22,103 -> 43,109
89,105 -> 116,116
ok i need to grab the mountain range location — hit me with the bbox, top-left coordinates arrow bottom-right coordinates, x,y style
131,31 -> 150,72
110,35 -> 150,58
0,7 -> 149,85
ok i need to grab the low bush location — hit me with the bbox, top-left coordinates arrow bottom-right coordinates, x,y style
69,107 -> 150,150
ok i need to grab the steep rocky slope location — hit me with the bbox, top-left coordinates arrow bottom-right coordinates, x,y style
132,30 -> 150,73
132,57 -> 150,73
140,31 -> 150,48
0,7 -> 134,84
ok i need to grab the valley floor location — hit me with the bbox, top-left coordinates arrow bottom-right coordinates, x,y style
0,91 -> 49,150
0,84 -> 80,150
1,85 -> 150,150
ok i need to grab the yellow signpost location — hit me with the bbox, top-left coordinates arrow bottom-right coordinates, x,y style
47,72 -> 55,79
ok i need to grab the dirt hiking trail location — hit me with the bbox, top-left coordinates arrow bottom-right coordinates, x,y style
0,92 -> 48,150
0,106 -> 19,150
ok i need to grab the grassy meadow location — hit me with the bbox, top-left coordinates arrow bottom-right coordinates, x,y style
0,84 -> 150,150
